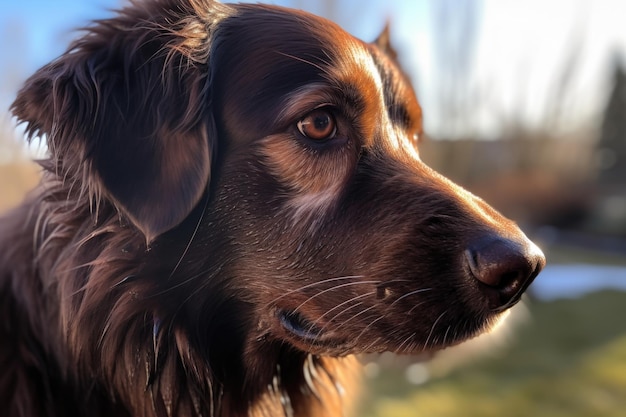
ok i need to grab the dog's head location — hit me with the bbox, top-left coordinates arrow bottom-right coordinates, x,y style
12,0 -> 544,380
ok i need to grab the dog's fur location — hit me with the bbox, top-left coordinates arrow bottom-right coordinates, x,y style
0,1 -> 545,416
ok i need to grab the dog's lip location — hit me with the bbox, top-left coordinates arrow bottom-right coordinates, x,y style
277,309 -> 346,347
278,310 -> 324,341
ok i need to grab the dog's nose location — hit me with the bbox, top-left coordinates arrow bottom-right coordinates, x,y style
465,235 -> 545,311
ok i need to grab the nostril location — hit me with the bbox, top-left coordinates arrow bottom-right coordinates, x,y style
465,247 -> 528,289
465,236 -> 545,310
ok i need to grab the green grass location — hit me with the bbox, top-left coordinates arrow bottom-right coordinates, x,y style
358,291 -> 626,417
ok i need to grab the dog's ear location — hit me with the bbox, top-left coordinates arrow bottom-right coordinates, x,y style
373,22 -> 399,62
11,6 -> 216,242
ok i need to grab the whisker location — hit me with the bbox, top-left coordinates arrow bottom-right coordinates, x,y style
312,299 -> 369,337
308,282 -> 434,348
269,275 -> 366,305
354,286 -> 433,351
310,291 -> 375,329
331,304 -> 378,331
441,325 -> 452,347
397,331 -> 417,354
304,303 -> 379,350
407,300 -> 429,316
352,314 -> 386,348
362,336 -> 382,352
423,311 -> 447,351
388,287 -> 433,309
293,280 -> 379,313
305,305 -> 365,351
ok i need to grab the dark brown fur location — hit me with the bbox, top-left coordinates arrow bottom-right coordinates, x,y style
1,1 -> 545,416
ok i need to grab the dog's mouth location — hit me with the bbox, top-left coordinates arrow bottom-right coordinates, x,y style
277,309 -> 349,350
278,310 -> 324,341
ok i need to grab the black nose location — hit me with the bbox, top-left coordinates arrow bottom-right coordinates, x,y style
465,235 -> 545,311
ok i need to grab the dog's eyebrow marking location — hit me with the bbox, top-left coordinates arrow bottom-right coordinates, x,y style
327,40 -> 418,158
322,40 -> 385,144
366,46 -> 423,158
277,83 -> 335,127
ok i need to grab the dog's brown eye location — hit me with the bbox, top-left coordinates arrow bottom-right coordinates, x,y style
297,109 -> 337,141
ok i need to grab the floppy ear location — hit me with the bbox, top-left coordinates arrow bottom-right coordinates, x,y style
11,6 -> 215,242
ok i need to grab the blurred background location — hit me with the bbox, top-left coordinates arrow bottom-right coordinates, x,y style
1,0 -> 625,416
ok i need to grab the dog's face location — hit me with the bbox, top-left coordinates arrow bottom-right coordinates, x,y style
12,1 -> 544,366
202,5 -> 544,357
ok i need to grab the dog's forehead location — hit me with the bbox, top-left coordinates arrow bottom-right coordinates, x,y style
213,3 -> 421,155
225,4 -> 369,63
215,7 -> 388,115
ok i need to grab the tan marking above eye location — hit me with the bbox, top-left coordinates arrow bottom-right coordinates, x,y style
296,109 -> 337,141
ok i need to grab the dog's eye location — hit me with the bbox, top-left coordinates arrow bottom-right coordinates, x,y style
297,109 -> 337,141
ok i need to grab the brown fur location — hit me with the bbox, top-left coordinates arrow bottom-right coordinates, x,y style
1,1 -> 545,416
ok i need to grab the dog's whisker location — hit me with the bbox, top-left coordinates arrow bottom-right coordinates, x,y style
423,311 -> 448,352
328,304 -> 379,334
269,275 -> 367,305
312,291 -> 375,329
352,314 -> 386,349
441,324 -> 452,348
292,281 -> 379,313
285,292 -> 373,346
362,335 -> 383,353
359,287 -> 433,329
313,285 -> 434,343
407,300 -> 430,316
388,287 -> 433,308
396,331 -> 417,354
311,298 -> 370,338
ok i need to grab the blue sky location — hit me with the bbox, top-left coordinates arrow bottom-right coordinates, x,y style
1,0 -> 427,73
3,0 -> 117,68
2,0 -> 626,138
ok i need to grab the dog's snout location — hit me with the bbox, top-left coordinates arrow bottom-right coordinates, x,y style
465,235 -> 545,311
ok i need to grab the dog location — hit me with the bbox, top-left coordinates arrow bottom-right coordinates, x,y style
0,1 -> 545,416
